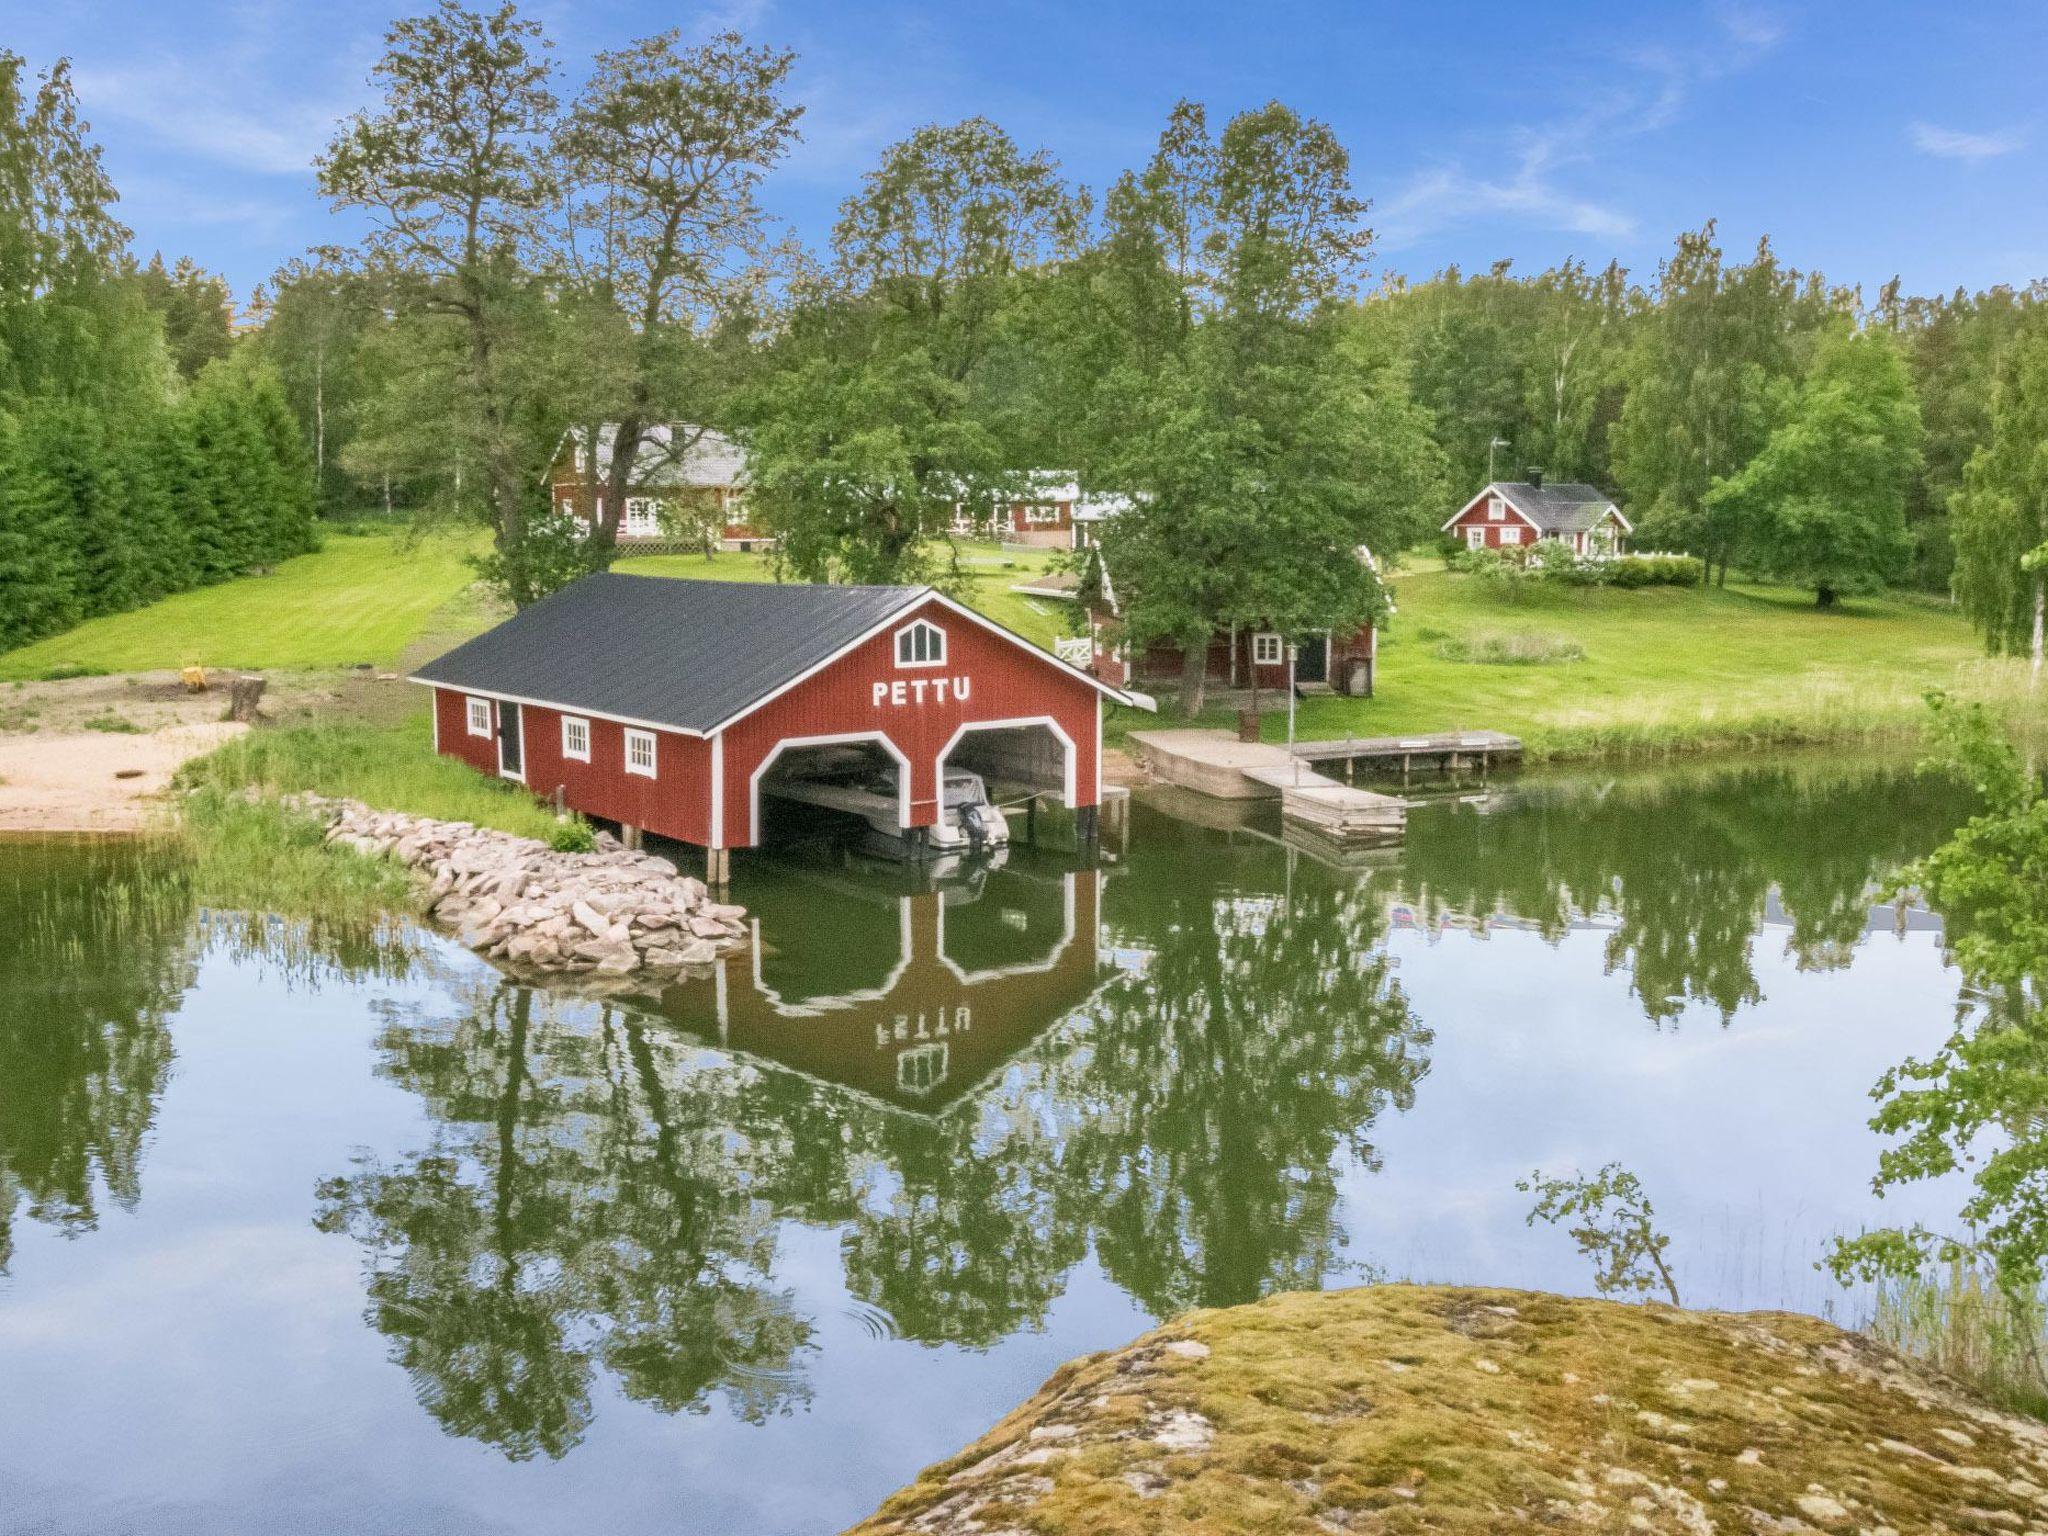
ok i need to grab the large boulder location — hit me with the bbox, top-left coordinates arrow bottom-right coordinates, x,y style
846,1285 -> 2048,1535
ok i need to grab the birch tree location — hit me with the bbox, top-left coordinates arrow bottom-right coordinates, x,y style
1952,316 -> 2048,679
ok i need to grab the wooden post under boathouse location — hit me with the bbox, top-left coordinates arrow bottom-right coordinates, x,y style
411,574 -> 1146,885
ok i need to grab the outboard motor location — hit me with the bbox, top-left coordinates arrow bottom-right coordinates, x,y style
959,802 -> 994,853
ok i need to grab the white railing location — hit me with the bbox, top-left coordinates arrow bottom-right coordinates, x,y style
1053,637 -> 1094,666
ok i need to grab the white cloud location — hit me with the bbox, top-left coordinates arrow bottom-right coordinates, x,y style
1909,121 -> 2026,161
75,58 -> 367,178
1375,9 -> 1784,253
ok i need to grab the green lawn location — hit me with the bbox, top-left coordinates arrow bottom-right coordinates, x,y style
1265,567 -> 2045,758
0,530 -> 491,680
8,526 -> 2027,764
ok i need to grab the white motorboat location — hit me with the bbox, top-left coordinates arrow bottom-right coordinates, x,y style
764,757 -> 1010,861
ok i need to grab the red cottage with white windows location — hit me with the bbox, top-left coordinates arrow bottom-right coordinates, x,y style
550,423 -> 773,551
1443,478 -> 1631,557
411,574 -> 1139,880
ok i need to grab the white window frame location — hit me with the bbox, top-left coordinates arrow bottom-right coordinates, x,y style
722,491 -> 748,528
466,696 -> 493,738
1252,632 -> 1284,667
561,715 -> 591,763
623,497 -> 662,537
894,618 -> 947,669
1465,526 -> 1487,550
1487,499 -> 1506,521
1499,525 -> 1523,546
624,728 -> 658,779
1023,502 -> 1061,526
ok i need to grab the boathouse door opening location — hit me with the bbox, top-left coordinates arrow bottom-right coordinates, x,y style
940,719 -> 1077,812
1295,635 -> 1329,686
751,735 -> 912,850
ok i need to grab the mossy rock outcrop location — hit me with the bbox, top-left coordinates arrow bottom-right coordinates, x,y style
847,1284 -> 2048,1535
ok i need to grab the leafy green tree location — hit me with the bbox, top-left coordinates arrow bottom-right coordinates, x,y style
1612,225 -> 1843,582
555,28 -> 802,562
1951,314 -> 2048,677
1882,279 -> 2042,590
1830,696 -> 2048,1392
1059,100 -> 1426,714
741,117 -> 1083,584
1706,329 -> 1922,606
318,0 -> 561,604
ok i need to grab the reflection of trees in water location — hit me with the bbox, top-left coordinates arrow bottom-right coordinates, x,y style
0,842 -> 192,1270
0,836 -> 431,1273
1388,762 -> 1965,1024
324,864 -> 1430,1453
1061,871 -> 1428,1312
317,984 -> 819,1461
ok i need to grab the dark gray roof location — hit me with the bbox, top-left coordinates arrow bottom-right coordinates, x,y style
412,573 -> 926,733
1495,481 -> 1628,533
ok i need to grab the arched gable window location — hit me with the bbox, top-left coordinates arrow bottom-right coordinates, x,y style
894,618 -> 947,668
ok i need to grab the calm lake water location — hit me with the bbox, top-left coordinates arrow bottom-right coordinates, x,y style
0,757 -> 1980,1534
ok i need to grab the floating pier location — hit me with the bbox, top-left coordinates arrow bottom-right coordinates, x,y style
1128,729 -> 1408,846
1288,729 -> 1523,782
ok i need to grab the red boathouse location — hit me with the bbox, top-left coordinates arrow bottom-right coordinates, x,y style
412,574 -> 1140,880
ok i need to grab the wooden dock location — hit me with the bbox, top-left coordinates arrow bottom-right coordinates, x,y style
1289,729 -> 1522,781
1128,730 -> 1407,845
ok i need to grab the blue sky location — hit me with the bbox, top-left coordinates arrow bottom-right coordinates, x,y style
13,0 -> 2045,306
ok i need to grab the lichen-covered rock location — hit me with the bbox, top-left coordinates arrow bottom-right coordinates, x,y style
846,1285 -> 2048,1535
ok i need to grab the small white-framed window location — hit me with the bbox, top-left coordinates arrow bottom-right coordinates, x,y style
1253,633 -> 1284,667
466,696 -> 492,737
1466,526 -> 1487,550
894,618 -> 947,668
722,491 -> 748,528
624,728 -> 657,779
1487,499 -> 1506,521
561,715 -> 591,762
623,497 -> 661,537
1023,503 -> 1061,526
1499,525 -> 1523,546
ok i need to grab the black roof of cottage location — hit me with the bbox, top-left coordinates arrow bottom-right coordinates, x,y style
413,573 -> 928,733
1492,481 -> 1629,534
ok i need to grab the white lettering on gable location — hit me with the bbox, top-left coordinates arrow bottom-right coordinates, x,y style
869,675 -> 972,709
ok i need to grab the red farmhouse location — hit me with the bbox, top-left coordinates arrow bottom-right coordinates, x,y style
1443,478 -> 1630,556
412,574 -> 1137,880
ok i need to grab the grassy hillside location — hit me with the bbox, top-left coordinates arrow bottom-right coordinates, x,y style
1265,566 -> 2043,759
3,529 -> 2033,763
0,530 -> 491,680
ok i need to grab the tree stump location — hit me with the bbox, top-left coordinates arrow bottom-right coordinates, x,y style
228,674 -> 267,723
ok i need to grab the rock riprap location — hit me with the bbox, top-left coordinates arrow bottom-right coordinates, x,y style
293,794 -> 746,977
848,1284 -> 2048,1535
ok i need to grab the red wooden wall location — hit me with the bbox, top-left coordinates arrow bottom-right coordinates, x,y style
717,596 -> 1101,847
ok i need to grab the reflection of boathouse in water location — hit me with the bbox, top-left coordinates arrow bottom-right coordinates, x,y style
658,860 -> 1107,1110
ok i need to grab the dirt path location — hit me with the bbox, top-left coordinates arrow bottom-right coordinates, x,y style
0,720 -> 249,833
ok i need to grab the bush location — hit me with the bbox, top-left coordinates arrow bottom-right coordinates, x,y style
547,817 -> 597,853
1453,545 -> 1704,591
1433,628 -> 1586,666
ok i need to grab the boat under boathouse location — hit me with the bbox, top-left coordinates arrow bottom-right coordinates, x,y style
411,573 -> 1142,880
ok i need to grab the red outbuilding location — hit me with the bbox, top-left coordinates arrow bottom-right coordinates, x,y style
412,574 -> 1140,881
